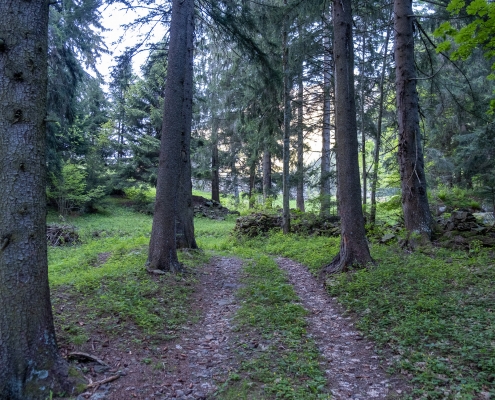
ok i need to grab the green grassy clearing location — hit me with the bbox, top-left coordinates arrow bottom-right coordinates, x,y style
49,205 -> 207,346
48,200 -> 495,398
226,230 -> 495,398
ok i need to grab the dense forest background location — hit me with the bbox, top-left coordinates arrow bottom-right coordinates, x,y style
2,0 -> 495,398
45,0 -> 495,222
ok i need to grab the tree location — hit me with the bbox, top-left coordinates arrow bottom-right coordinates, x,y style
322,0 -> 372,274
0,0 -> 82,397
394,0 -> 432,244
147,0 -> 195,272
320,19 -> 333,217
282,0 -> 292,234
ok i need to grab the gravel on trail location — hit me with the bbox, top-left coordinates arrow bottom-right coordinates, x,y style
276,257 -> 409,399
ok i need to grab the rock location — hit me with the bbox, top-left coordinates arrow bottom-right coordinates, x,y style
380,233 -> 395,243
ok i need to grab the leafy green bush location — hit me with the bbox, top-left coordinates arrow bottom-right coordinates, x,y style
431,185 -> 481,211
124,186 -> 155,214
48,162 -> 106,215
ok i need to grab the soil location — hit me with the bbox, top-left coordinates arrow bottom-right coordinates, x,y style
68,256 -> 409,400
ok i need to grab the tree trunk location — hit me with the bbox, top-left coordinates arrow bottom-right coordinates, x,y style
248,162 -> 256,208
360,25 -> 367,209
262,144 -> 272,201
282,0 -> 291,234
323,0 -> 372,274
296,68 -> 305,212
394,0 -> 432,245
320,32 -> 332,217
370,21 -> 392,226
176,9 -> 197,250
148,0 -> 194,271
211,117 -> 220,203
0,1 -> 82,397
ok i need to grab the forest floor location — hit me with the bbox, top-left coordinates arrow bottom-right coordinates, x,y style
66,255 -> 409,400
49,203 -> 495,399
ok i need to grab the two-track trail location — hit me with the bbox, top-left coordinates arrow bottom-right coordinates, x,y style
81,256 -> 408,400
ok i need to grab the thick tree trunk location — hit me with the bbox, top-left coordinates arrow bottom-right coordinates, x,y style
296,69 -> 305,212
262,145 -> 272,201
148,0 -> 194,271
370,22 -> 392,226
320,33 -> 332,217
394,0 -> 432,244
176,10 -> 197,250
211,118 -> 220,203
0,1 -> 82,397
323,0 -> 372,274
282,2 -> 291,234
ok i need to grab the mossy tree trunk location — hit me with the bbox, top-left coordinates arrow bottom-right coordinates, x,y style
296,64 -> 305,212
176,8 -> 197,250
320,30 -> 333,218
148,0 -> 195,271
394,0 -> 432,245
0,1 -> 81,397
323,0 -> 372,274
282,0 -> 292,234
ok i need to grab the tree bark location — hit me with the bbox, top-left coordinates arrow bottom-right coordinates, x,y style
262,144 -> 272,201
320,32 -> 332,217
296,67 -> 305,212
323,0 -> 372,274
176,8 -> 197,250
211,117 -> 220,203
148,0 -> 195,271
370,22 -> 392,226
0,1 -> 82,397
248,161 -> 256,208
360,24 -> 367,209
394,0 -> 432,244
282,0 -> 291,234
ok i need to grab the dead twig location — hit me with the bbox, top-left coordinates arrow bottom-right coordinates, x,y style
86,374 -> 120,389
68,351 -> 109,367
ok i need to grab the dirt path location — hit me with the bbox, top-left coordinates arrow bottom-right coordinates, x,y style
78,256 -> 409,399
78,257 -> 243,400
276,257 -> 409,399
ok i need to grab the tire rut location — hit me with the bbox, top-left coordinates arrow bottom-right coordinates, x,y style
276,257 -> 409,399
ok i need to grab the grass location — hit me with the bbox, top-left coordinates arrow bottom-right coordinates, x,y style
228,228 -> 495,398
325,245 -> 495,399
216,254 -> 330,399
47,198 -> 495,398
49,205 -> 206,346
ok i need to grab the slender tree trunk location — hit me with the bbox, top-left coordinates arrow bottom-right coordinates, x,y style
370,22 -> 392,226
262,144 -> 272,201
323,0 -> 372,274
211,117 -> 220,203
282,0 -> 291,234
176,9 -> 197,250
0,1 -> 83,397
360,26 -> 367,209
296,68 -> 305,212
394,0 -> 432,244
248,162 -> 256,208
320,32 -> 332,217
148,0 -> 194,271
231,153 -> 239,206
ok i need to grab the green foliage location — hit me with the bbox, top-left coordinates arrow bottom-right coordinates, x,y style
434,0 -> 495,99
123,186 -> 156,214
430,185 -> 481,210
48,162 -> 106,215
325,245 -> 495,398
49,206 -> 201,345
